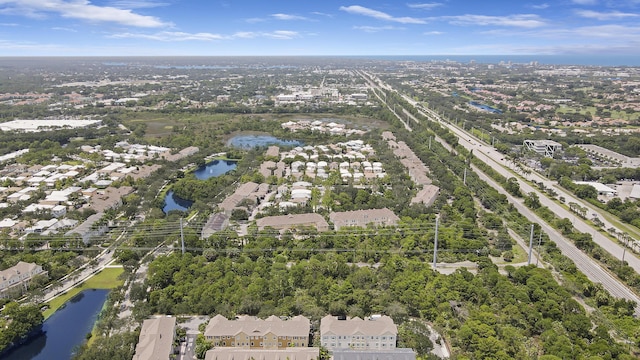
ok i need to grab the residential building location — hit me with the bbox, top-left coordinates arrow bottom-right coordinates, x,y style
329,208 -> 400,230
0,261 -> 48,298
202,213 -> 229,239
204,315 -> 310,349
332,348 -> 416,360
218,182 -> 260,215
132,316 -> 177,360
411,185 -> 440,206
256,213 -> 329,232
88,186 -> 134,212
65,212 -> 106,244
320,315 -> 397,351
205,347 -> 319,360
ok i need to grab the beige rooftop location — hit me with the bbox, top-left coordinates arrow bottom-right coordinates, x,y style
205,315 -> 310,338
320,315 -> 397,336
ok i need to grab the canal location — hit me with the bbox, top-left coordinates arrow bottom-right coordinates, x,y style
2,289 -> 109,360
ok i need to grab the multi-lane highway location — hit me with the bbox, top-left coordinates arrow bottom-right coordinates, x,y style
359,71 -> 640,312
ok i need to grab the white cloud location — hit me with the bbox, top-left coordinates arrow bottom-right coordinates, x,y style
407,3 -> 443,10
571,24 -> 640,38
443,14 -> 546,28
0,39 -> 63,51
575,10 -> 639,20
109,0 -> 170,9
109,31 -> 225,41
52,26 -> 77,32
231,30 -> 300,40
0,0 -> 169,28
265,30 -> 300,39
311,11 -> 333,17
572,0 -> 597,4
530,3 -> 550,9
353,25 -> 403,32
423,30 -> 443,35
271,13 -> 308,21
339,5 -> 426,24
476,23 -> 640,42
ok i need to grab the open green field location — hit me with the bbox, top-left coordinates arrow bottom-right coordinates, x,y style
556,105 -> 640,121
43,267 -> 124,319
124,112 -> 390,139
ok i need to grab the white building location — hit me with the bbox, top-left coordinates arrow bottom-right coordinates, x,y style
574,181 -> 618,196
320,315 -> 397,351
523,139 -> 563,157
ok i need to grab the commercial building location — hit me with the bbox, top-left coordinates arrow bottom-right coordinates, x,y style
574,181 -> 618,196
523,139 -> 563,157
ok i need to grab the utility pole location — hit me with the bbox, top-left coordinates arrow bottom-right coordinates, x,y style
463,168 -> 467,185
432,217 -> 439,269
536,232 -> 542,266
180,218 -> 185,254
428,136 -> 432,150
527,224 -> 534,265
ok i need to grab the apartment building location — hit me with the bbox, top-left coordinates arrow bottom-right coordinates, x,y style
320,315 -> 397,351
204,315 -> 310,350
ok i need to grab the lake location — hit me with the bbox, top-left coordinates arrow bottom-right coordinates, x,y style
162,159 -> 237,213
2,289 -> 109,360
228,135 -> 302,149
469,101 -> 502,114
193,159 -> 237,180
162,190 -> 194,213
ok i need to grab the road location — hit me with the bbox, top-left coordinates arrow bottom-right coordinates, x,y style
440,118 -> 640,275
359,71 -> 640,313
374,71 -> 640,274
42,246 -> 116,304
474,160 -> 640,313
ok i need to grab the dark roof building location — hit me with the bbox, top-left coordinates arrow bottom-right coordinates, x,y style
256,213 -> 329,232
329,208 -> 399,230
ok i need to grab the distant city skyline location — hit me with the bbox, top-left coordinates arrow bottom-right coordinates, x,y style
0,0 -> 639,58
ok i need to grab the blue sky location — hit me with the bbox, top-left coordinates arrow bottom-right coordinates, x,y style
0,0 -> 639,56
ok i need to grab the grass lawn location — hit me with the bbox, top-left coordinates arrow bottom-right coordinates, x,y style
510,243 -> 530,263
43,267 -> 124,319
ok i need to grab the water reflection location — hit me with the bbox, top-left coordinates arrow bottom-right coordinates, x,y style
2,289 -> 109,360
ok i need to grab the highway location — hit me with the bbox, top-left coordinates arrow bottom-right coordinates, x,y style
371,70 -> 640,274
359,71 -> 640,312
439,115 -> 640,275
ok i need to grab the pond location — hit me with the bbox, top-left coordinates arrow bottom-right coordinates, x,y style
162,159 -> 237,213
228,135 -> 302,149
3,289 -> 109,360
162,190 -> 194,213
193,159 -> 237,180
469,101 -> 503,114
